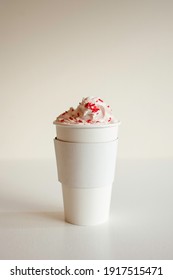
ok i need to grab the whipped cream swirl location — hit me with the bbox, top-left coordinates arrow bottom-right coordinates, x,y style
54,96 -> 117,125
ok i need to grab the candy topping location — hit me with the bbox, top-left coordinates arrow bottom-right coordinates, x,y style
54,96 -> 117,125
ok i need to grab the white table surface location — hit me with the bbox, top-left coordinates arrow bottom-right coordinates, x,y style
0,158 -> 173,260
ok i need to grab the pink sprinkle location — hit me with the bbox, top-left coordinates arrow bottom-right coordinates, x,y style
107,105 -> 110,108
85,102 -> 99,113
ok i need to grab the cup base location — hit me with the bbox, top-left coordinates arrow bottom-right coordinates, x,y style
62,185 -> 112,226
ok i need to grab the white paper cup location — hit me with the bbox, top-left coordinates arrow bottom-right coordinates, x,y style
54,123 -> 120,226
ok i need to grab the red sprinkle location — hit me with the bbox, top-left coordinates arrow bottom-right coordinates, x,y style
78,120 -> 82,123
85,102 -> 100,113
107,105 -> 110,108
86,119 -> 91,123
69,117 -> 73,120
98,98 -> 103,102
108,117 -> 111,122
60,119 -> 64,122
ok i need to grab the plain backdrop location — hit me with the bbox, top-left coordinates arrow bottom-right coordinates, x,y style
0,0 -> 173,160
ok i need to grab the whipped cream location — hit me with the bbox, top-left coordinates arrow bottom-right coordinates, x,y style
54,96 -> 117,125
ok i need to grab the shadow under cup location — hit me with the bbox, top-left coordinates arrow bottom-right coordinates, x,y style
54,123 -> 120,226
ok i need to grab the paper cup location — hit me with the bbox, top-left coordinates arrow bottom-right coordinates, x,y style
54,123 -> 120,226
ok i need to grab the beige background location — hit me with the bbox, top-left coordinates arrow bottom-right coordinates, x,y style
0,0 -> 173,160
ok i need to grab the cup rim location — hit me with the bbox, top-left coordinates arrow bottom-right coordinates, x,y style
53,120 -> 121,128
